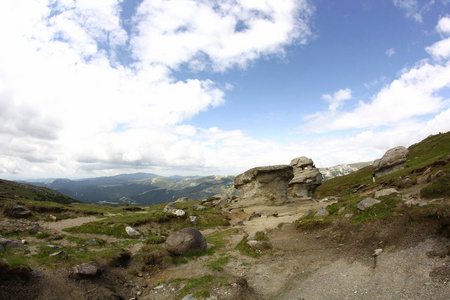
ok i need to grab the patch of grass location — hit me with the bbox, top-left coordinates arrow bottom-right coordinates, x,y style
193,290 -> 210,298
235,237 -> 261,258
145,235 -> 166,244
254,231 -> 268,241
421,173 -> 450,198
205,256 -> 232,271
171,275 -> 227,299
352,196 -> 402,223
36,232 -> 51,239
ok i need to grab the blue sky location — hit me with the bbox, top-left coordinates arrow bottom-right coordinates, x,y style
0,0 -> 449,179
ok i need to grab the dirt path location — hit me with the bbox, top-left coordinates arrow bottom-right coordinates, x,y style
41,216 -> 103,232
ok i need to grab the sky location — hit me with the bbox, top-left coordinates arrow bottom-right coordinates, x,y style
1,0 -> 450,180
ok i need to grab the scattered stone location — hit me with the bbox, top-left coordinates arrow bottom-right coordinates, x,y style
419,202 -> 428,207
344,213 -> 354,218
172,209 -> 186,217
181,294 -> 195,300
163,202 -> 177,213
139,235 -> 147,241
315,207 -> 330,217
125,226 -> 140,236
431,170 -> 445,180
0,238 -> 22,248
47,244 -> 62,249
175,197 -> 189,203
49,214 -> 57,221
31,270 -> 44,277
9,206 -> 32,218
372,249 -> 383,256
251,212 -> 263,218
374,188 -> 398,198
302,210 -> 313,217
49,250 -> 68,257
288,156 -> 323,199
356,198 -> 381,211
72,261 -> 99,276
402,177 -> 411,184
424,282 -> 432,286
85,239 -> 100,245
338,207 -> 346,214
165,227 -> 207,255
373,146 -> 409,177
189,215 -> 199,225
191,205 -> 207,211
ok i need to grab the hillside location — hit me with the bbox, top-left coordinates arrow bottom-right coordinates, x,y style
0,132 -> 449,300
24,174 -> 237,206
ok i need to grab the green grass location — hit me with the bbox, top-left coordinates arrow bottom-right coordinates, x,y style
170,275 -> 227,299
204,256 -> 232,271
235,237 -> 261,258
421,173 -> 450,198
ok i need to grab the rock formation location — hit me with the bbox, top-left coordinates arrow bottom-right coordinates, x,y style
234,165 -> 293,207
287,156 -> 323,199
373,146 -> 409,177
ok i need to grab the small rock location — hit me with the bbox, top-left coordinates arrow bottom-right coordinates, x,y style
125,226 -> 140,236
191,205 -> 207,211
189,215 -> 198,225
49,250 -> 68,257
49,214 -> 57,221
374,188 -> 398,198
72,261 -> 99,276
315,207 -> 329,217
175,197 -> 189,203
302,210 -> 313,217
139,235 -> 147,241
356,198 -> 381,211
163,202 -> 177,213
372,249 -> 383,256
47,244 -> 62,249
172,209 -> 186,217
85,239 -> 100,245
419,202 -> 428,207
165,228 -> 207,255
182,294 -> 195,300
344,213 -> 354,219
424,282 -> 432,286
31,270 -> 44,277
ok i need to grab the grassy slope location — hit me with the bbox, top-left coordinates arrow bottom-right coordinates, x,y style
317,131 -> 450,197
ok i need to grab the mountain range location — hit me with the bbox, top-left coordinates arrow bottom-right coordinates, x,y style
20,162 -> 370,206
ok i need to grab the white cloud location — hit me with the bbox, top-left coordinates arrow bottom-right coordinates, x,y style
131,0 -> 314,71
322,89 -> 352,112
0,0 -> 314,178
426,17 -> 450,60
386,48 -> 396,57
393,0 -> 435,23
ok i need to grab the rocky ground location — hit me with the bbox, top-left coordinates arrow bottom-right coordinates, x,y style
1,187 -> 449,300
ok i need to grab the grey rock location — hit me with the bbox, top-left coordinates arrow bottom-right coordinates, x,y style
125,226 -> 140,236
302,210 -> 313,217
315,207 -> 330,217
47,244 -> 62,249
189,215 -> 198,225
357,198 -> 381,210
372,248 -> 383,256
344,213 -> 354,218
0,238 -> 22,248
172,209 -> 186,217
373,146 -> 409,177
49,250 -> 68,257
85,239 -> 100,245
288,156 -> 323,198
165,228 -> 207,255
163,202 -> 177,213
175,197 -> 189,203
181,294 -> 195,300
72,261 -> 99,276
191,205 -> 207,211
9,206 -> 32,218
234,165 -> 294,207
31,270 -> 44,277
374,188 -> 398,198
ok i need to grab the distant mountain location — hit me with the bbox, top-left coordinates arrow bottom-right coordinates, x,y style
23,173 -> 236,206
319,162 -> 373,181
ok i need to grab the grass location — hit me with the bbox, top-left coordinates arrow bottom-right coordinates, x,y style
204,256 -> 232,271
170,275 -> 227,299
235,237 -> 261,258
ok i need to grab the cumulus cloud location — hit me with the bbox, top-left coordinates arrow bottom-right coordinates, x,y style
392,0 -> 435,23
302,16 -> 450,156
0,0 -> 314,177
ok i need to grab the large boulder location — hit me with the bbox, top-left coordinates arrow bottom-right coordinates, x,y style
373,146 -> 409,177
165,228 -> 207,255
234,165 -> 294,207
287,157 -> 322,199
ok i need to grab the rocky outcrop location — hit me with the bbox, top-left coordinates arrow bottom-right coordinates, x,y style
287,157 -> 322,199
165,228 -> 207,255
373,146 -> 409,177
234,165 -> 294,207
